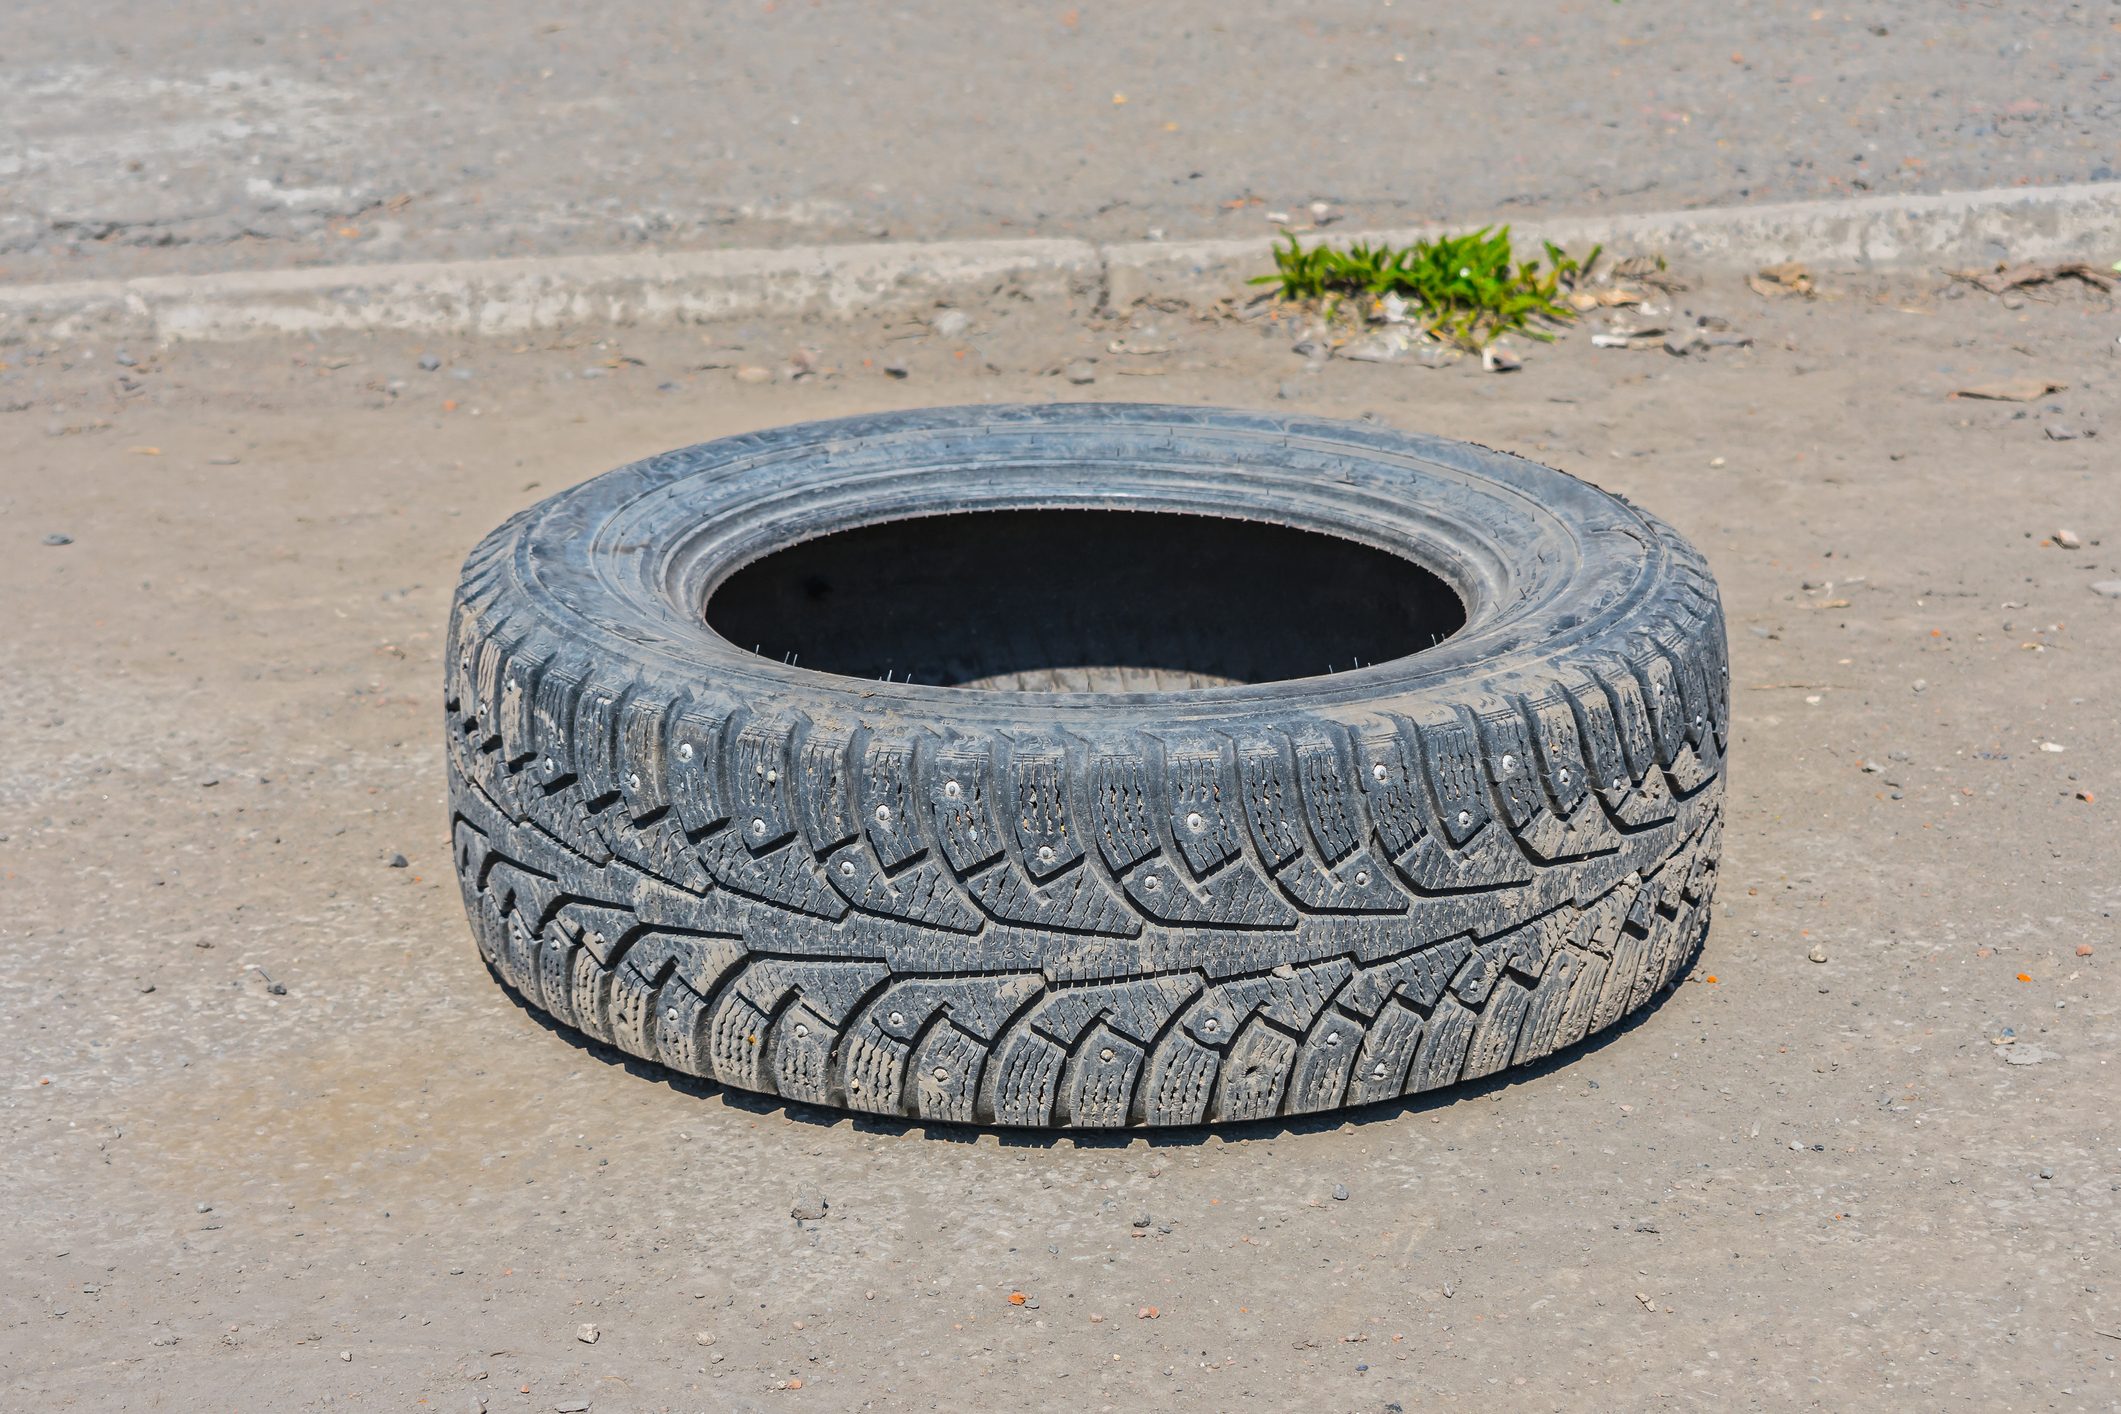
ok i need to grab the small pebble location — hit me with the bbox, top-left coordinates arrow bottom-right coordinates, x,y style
2053,528 -> 2082,549
2039,1167 -> 2054,1180
575,1322 -> 599,1344
2044,422 -> 2079,441
555,1402 -> 590,1413
881,358 -> 910,379
340,1351 -> 352,1362
387,853 -> 409,868
2091,581 -> 2121,600
418,354 -> 442,372
790,1188 -> 828,1222
42,532 -> 73,546
1063,359 -> 1097,385
1276,380 -> 1302,400
930,309 -> 971,339
195,1201 -> 211,1213
114,350 -> 137,367
2076,943 -> 2095,957
1331,1184 -> 1350,1202
1806,944 -> 1828,964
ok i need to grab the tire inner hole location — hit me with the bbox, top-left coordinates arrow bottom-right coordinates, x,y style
705,509 -> 1466,692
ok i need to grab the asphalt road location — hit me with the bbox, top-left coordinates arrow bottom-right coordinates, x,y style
4,1 -> 2116,282
5,272 -> 2118,1409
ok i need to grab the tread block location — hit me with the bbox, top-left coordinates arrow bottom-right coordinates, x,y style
1140,1032 -> 1220,1126
1120,854 -> 1299,928
695,831 -> 849,920
656,983 -> 714,1078
858,743 -> 927,871
548,902 -> 637,967
823,844 -> 983,932
1351,936 -> 1474,1015
569,681 -> 631,802
1275,845 -> 1409,912
665,702 -> 730,835
1285,1009 -> 1364,1115
1062,1024 -> 1144,1128
1665,741 -> 1718,797
1407,994 -> 1479,1092
1353,723 -> 1430,858
603,812 -> 715,890
1610,759 -> 1678,828
842,1029 -> 910,1115
1461,977 -> 1533,1080
1474,708 -> 1544,831
1667,640 -> 1716,753
773,1002 -> 838,1105
1088,749 -> 1160,871
1210,1017 -> 1298,1121
728,717 -> 799,850
1564,672 -> 1633,810
1165,740 -> 1246,875
1514,802 -> 1627,863
928,741 -> 1005,872
533,926 -> 580,1029
989,1030 -> 1068,1127
707,992 -> 774,1091
794,728 -> 858,852
734,958 -> 891,1026
1634,652 -> 1688,768
1008,739 -> 1083,879
1511,948 -> 1583,1065
1595,927 -> 1651,1033
1392,822 -> 1536,893
1524,695 -> 1593,818
617,693 -> 671,816
863,973 -> 1047,1046
1346,1002 -> 1427,1104
1236,738 -> 1307,870
911,1024 -> 988,1123
1032,973 -> 1201,1047
967,859 -> 1140,937
607,963 -> 663,1061
1290,727 -> 1365,863
528,656 -> 591,787
489,637 -> 541,767
1417,715 -> 1493,846
569,945 -> 619,1044
1551,951 -> 1609,1054
1599,666 -> 1660,784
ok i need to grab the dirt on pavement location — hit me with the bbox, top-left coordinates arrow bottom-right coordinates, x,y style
2,265 -> 2118,1410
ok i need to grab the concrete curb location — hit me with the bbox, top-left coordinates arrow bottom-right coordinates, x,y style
4,182 -> 2116,344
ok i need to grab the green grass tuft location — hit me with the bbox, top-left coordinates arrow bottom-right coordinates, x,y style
1250,227 -> 1600,348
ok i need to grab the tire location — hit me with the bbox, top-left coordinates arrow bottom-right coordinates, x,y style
444,404 -> 1727,1128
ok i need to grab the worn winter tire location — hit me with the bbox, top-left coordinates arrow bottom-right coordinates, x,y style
445,405 -> 1727,1128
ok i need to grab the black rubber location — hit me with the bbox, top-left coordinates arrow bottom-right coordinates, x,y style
445,405 -> 1728,1128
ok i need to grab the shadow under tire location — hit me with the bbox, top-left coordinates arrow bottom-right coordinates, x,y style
444,404 -> 1728,1129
